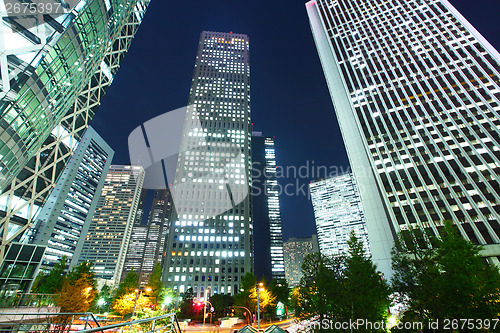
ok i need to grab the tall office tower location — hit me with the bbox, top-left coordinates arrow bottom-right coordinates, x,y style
77,165 -> 145,287
122,190 -> 173,285
24,127 -> 114,271
121,190 -> 148,282
283,236 -> 319,287
0,0 -> 151,260
162,31 -> 252,298
251,132 -> 285,280
307,0 -> 500,275
309,174 -> 370,257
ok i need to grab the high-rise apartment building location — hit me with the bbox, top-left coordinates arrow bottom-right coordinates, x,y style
309,174 -> 370,257
162,31 -> 252,298
283,236 -> 319,287
307,0 -> 500,275
0,0 -> 150,261
122,190 -> 173,285
76,165 -> 145,287
252,132 -> 285,280
24,127 -> 114,271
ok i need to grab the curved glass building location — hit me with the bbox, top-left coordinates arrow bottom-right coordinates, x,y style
0,0 -> 150,259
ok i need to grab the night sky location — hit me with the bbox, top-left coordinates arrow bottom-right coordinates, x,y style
91,0 -> 500,242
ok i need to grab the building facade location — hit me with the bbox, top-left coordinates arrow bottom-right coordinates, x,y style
283,236 -> 319,287
23,127 -> 113,271
76,165 -> 145,287
306,0 -> 500,275
0,0 -> 151,261
162,31 -> 253,299
122,189 -> 173,285
309,174 -> 370,257
251,132 -> 285,280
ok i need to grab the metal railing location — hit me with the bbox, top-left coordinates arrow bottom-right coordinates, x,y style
0,312 -> 101,332
0,311 -> 181,333
79,313 -> 181,333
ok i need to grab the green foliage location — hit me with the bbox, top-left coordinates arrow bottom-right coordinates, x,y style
159,286 -> 179,312
146,263 -> 163,298
93,284 -> 113,313
344,233 -> 390,325
266,279 -> 289,318
298,252 -> 344,321
233,272 -> 257,314
113,292 -> 148,318
177,287 -> 196,319
209,293 -> 233,320
392,221 -> 500,329
296,232 -> 390,332
67,261 -> 96,289
114,269 -> 139,301
57,273 -> 96,313
31,257 -> 67,294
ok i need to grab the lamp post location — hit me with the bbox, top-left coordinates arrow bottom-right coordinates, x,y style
231,306 -> 252,326
203,289 -> 210,326
256,283 -> 263,329
132,287 -> 152,318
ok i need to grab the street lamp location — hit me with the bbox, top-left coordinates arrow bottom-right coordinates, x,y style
203,289 -> 211,326
132,287 -> 152,317
256,283 -> 264,330
97,298 -> 106,314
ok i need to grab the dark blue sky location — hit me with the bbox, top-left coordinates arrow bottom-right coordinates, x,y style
92,0 -> 500,242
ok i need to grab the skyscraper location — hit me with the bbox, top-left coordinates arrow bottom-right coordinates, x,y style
162,31 -> 252,298
252,132 -> 285,281
309,174 -> 370,257
24,127 -> 114,271
283,236 -> 319,287
0,0 -> 151,260
306,0 -> 500,275
76,165 -> 145,287
122,190 -> 173,285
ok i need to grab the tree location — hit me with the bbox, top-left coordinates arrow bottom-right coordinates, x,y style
114,269 -> 139,301
93,284 -> 113,313
112,292 -> 149,318
67,261 -> 96,289
298,252 -> 343,321
251,281 -> 276,319
31,257 -> 67,294
178,287 -> 196,319
159,287 -> 179,312
267,279 -> 289,318
57,273 -> 96,313
392,221 -> 500,330
233,272 -> 257,315
209,294 -> 233,321
145,263 -> 163,307
343,232 -> 390,327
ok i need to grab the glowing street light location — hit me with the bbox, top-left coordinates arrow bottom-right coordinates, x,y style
256,282 -> 264,329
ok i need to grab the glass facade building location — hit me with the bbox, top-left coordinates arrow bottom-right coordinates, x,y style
22,127 -> 113,271
283,236 -> 318,287
0,0 -> 150,261
307,0 -> 500,275
162,31 -> 253,299
309,174 -> 370,257
122,190 -> 173,285
76,165 -> 145,287
251,132 -> 285,280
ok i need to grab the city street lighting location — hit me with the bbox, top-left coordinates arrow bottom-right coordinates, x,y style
256,282 -> 264,330
203,289 -> 211,326
97,298 -> 106,314
132,287 -> 151,317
